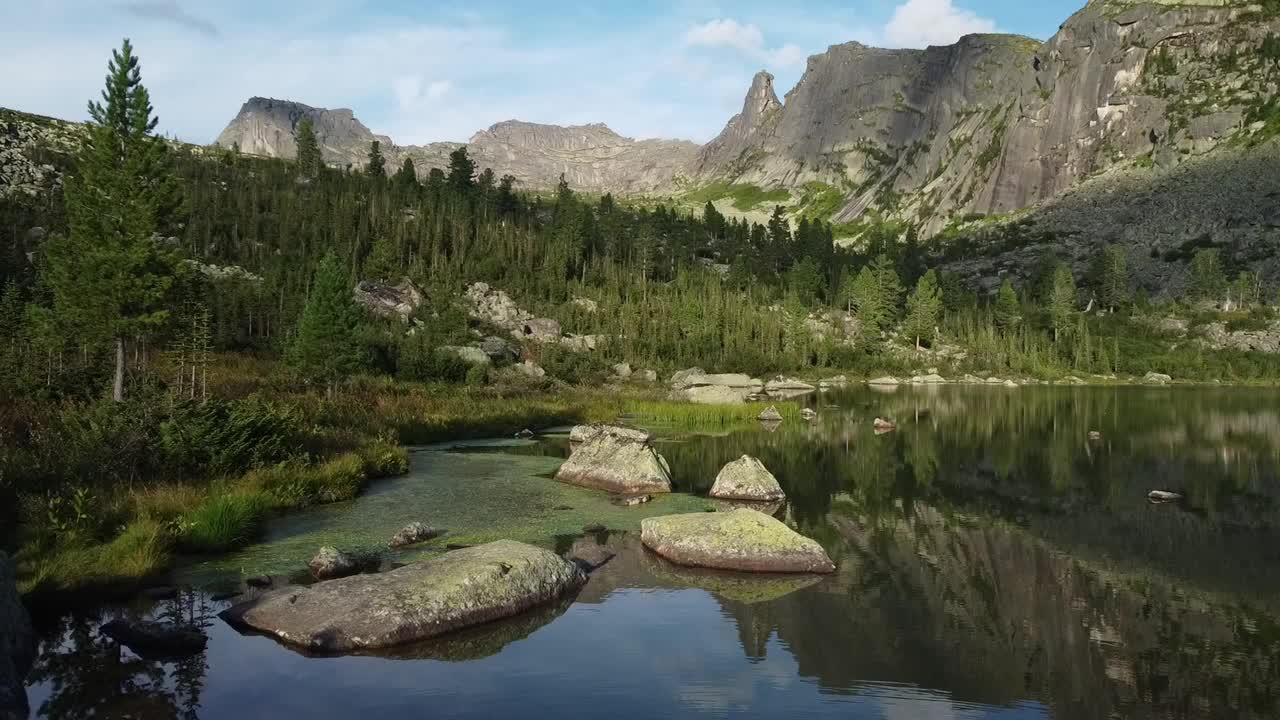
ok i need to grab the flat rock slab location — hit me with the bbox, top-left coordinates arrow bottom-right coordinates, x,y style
710,455 -> 785,502
222,540 -> 586,653
641,509 -> 835,574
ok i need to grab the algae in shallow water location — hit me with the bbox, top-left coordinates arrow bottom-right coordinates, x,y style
178,449 -> 710,585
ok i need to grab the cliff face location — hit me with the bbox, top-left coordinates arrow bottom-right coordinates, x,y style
694,1 -> 1280,235
214,99 -> 698,193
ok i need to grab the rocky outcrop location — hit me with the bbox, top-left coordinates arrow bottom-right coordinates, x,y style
671,369 -> 764,404
556,424 -> 672,494
0,553 -> 34,720
215,99 -> 698,193
764,377 -> 816,399
222,540 -> 586,652
353,279 -> 423,321
710,456 -> 785,502
100,618 -> 208,659
640,509 -> 835,573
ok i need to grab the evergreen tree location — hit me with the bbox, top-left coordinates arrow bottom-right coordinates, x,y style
1099,245 -> 1129,312
287,254 -> 364,395
1190,248 -> 1227,303
366,140 -> 386,177
871,253 -> 903,320
1048,264 -> 1078,343
904,269 -> 942,350
994,279 -> 1021,333
295,117 -> 321,177
39,39 -> 185,402
447,146 -> 477,191
849,266 -> 888,336
393,158 -> 418,191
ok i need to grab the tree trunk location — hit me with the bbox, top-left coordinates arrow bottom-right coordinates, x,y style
113,337 -> 126,402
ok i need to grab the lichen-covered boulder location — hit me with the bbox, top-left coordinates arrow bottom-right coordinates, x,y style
710,456 -> 785,502
309,546 -> 365,580
0,553 -> 34,720
222,540 -> 587,653
641,509 -> 835,574
557,424 -> 671,494
389,522 -> 443,548
757,406 -> 784,422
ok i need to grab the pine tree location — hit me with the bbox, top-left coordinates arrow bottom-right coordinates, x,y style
287,254 -> 364,395
994,279 -> 1021,333
1099,245 -> 1129,312
849,266 -> 887,335
39,39 -> 185,402
295,117 -> 321,177
366,140 -> 386,177
1048,264 -> 1078,343
871,253 -> 903,320
447,146 -> 477,191
904,269 -> 942,350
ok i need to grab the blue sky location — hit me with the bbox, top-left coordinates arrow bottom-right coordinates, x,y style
1,0 -> 1083,146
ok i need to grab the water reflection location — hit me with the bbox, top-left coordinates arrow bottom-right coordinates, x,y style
23,387 -> 1280,719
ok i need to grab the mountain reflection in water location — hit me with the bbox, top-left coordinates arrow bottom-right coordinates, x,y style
24,386 -> 1280,719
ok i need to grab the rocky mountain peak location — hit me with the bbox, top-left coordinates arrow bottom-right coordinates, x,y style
744,71 -> 782,120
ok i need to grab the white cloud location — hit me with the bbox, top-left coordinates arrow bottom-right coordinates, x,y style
883,0 -> 998,48
683,18 -> 805,69
425,80 -> 452,100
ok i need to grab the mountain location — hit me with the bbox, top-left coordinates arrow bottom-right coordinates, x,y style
693,0 -> 1280,236
215,98 -> 699,193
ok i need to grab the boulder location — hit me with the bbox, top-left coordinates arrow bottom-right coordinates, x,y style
515,429 -> 535,440
635,369 -> 658,383
1149,490 -> 1183,503
685,384 -> 748,405
1003,379 -> 1019,388
873,418 -> 897,432
353,279 -> 424,321
765,377 -> 817,399
520,318 -> 562,343
867,376 -> 901,386
389,522 -> 443,548
221,540 -> 587,653
757,406 -> 784,423
513,360 -> 546,378
1088,430 -> 1103,441
440,346 -> 492,366
570,297 -> 599,314
0,553 -> 34,720
556,424 -> 672,494
478,336 -> 517,362
1143,372 -> 1173,385
612,362 -> 633,379
669,367 -> 707,389
710,456 -> 785,502
100,619 -> 207,659
309,546 -> 365,581
918,374 -> 946,384
800,408 -> 818,421
612,494 -> 652,507
640,509 -> 834,574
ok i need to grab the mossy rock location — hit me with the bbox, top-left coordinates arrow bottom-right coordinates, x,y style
640,509 -> 835,574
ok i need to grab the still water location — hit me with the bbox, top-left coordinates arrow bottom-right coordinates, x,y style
24,386 -> 1280,719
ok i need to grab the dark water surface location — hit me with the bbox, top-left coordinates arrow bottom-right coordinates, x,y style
24,386 -> 1280,719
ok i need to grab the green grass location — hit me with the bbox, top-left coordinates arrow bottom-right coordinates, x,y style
179,491 -> 272,553
17,519 -> 172,596
684,182 -> 791,211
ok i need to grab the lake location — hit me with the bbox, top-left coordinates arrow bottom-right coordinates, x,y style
22,385 -> 1280,719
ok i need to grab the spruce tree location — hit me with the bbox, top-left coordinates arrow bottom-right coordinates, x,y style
393,158 -> 418,191
295,117 -> 321,176
994,279 -> 1021,333
904,269 -> 942,350
40,39 -> 185,402
287,254 -> 364,395
447,146 -> 477,191
366,140 -> 386,177
1100,245 -> 1129,312
1048,264 -> 1078,343
849,266 -> 887,336
871,253 -> 903,320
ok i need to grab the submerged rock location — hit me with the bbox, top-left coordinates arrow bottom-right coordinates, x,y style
710,456 -> 785,502
556,424 -> 672,494
389,522 -> 443,549
309,546 -> 367,581
566,538 -> 616,572
758,406 -> 784,423
222,540 -> 587,653
641,509 -> 834,574
612,494 -> 653,507
0,553 -> 34,720
101,619 -> 208,659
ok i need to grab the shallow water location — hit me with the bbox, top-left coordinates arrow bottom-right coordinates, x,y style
23,385 -> 1280,719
